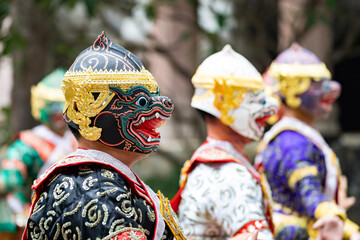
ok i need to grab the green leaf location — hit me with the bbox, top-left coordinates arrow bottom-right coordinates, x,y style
0,33 -> 27,56
83,0 -> 97,17
186,0 -> 197,5
326,0 -> 337,9
306,10 -> 316,28
216,12 -> 226,28
0,0 -> 10,22
66,0 -> 77,9
145,3 -> 156,20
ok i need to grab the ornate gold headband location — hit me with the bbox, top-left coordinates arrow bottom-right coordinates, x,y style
62,66 -> 158,141
63,66 -> 158,93
268,62 -> 331,80
192,72 -> 264,90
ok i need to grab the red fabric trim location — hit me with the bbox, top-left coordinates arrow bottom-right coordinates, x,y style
235,220 -> 268,235
112,230 -> 147,240
170,185 -> 185,212
19,131 -> 55,161
33,156 -> 145,195
30,155 -> 155,215
2,159 -> 27,176
132,173 -> 159,240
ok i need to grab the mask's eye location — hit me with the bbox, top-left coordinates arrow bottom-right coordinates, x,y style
261,98 -> 266,105
136,96 -> 148,107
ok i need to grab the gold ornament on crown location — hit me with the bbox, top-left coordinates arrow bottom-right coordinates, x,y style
192,72 -> 264,90
268,62 -> 331,80
279,76 -> 311,108
213,78 -> 252,126
62,66 -> 158,141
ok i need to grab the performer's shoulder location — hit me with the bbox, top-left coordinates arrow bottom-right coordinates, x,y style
274,130 -> 311,146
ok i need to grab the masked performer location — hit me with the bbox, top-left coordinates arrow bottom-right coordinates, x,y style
170,45 -> 278,240
22,32 -> 185,240
0,69 -> 76,240
255,43 -> 360,240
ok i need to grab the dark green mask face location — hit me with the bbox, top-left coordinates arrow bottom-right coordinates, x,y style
64,86 -> 174,154
40,101 -> 67,132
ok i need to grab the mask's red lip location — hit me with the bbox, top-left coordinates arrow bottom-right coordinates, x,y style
131,111 -> 171,145
320,97 -> 335,105
255,115 -> 271,127
252,107 -> 277,136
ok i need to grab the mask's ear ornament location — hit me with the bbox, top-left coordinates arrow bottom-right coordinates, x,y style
62,32 -> 174,153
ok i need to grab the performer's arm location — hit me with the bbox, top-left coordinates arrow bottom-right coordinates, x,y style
283,141 -> 345,221
284,140 -> 360,239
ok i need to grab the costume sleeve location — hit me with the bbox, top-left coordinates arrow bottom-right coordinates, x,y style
25,165 -> 159,240
0,140 -> 42,194
178,162 -> 273,240
279,134 -> 345,220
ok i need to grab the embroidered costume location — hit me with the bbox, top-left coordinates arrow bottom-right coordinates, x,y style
171,45 -> 278,239
256,43 -> 360,239
27,149 -> 175,240
0,69 -> 75,234
22,32 -> 184,240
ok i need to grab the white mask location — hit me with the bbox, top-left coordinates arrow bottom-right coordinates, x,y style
229,89 -> 278,141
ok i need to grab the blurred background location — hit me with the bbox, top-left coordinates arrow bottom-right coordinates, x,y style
0,0 -> 360,222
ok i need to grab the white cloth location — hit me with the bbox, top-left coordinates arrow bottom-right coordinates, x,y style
34,125 -> 75,176
178,139 -> 273,240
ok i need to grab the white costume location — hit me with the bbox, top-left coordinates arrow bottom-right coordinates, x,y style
177,138 -> 273,240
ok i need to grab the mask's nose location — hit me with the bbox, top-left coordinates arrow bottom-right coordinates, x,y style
328,80 -> 341,99
151,96 -> 174,112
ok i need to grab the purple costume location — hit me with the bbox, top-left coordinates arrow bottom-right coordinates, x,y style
256,117 -> 358,240
256,43 -> 359,240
